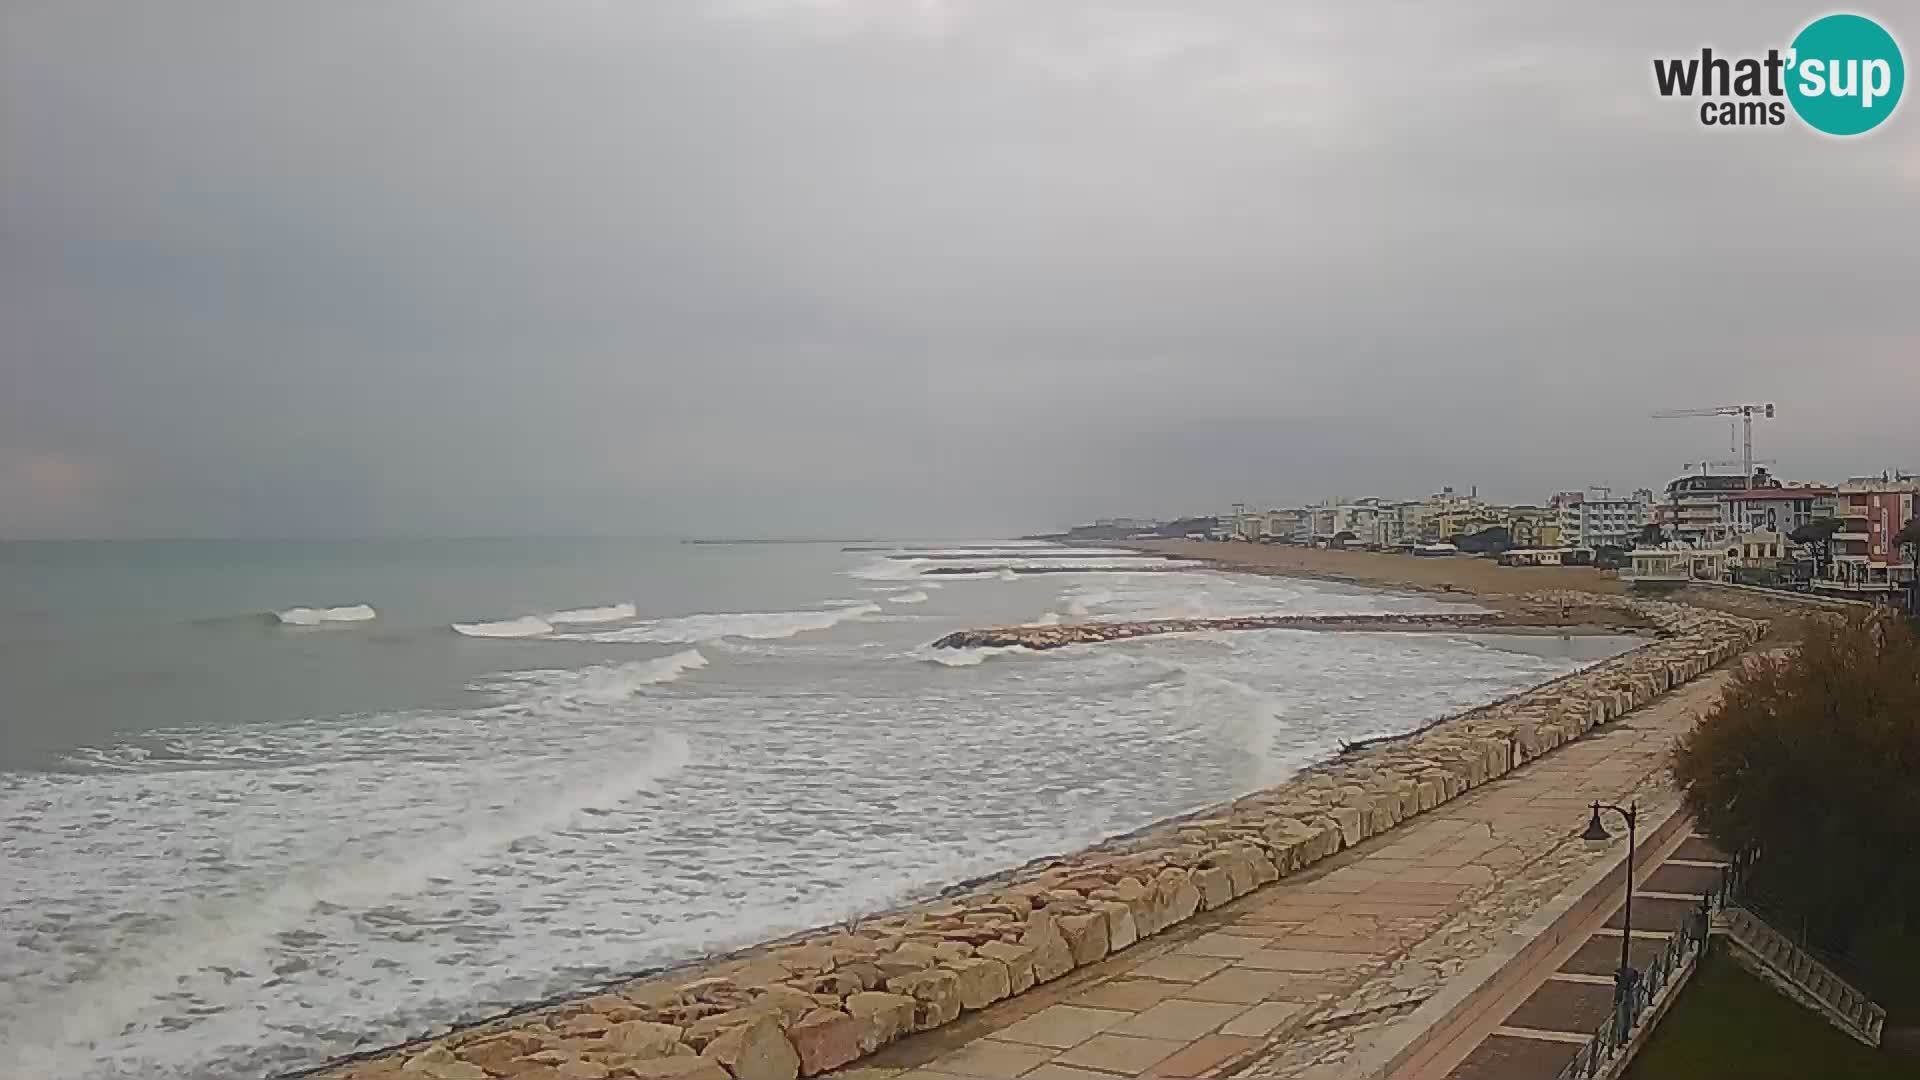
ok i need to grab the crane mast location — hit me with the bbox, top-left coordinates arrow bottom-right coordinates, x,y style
1650,403 -> 1775,491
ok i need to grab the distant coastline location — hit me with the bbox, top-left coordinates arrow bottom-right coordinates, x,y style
679,537 -> 886,545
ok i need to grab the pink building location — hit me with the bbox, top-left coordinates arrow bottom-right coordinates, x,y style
1720,487 -> 1834,535
1819,475 -> 1917,595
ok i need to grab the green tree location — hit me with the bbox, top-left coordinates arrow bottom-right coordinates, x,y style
1789,517 -> 1844,580
1673,614 -> 1920,949
1636,523 -> 1667,547
1450,525 -> 1512,554
1898,518 -> 1920,613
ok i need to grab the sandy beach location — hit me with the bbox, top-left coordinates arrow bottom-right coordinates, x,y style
1131,539 -> 1626,598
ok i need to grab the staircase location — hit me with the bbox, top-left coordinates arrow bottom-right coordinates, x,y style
1715,905 -> 1886,1046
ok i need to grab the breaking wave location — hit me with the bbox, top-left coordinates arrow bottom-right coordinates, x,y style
484,649 -> 709,708
913,644 -> 1026,667
451,616 -> 554,639
887,591 -> 929,605
847,558 -> 923,582
545,603 -> 637,625
565,604 -> 881,645
275,605 -> 377,626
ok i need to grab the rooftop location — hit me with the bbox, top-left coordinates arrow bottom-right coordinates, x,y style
1726,487 -> 1834,500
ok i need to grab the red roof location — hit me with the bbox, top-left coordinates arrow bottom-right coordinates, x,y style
1727,488 -> 1832,500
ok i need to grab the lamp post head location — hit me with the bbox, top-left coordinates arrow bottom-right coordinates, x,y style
1582,804 -> 1612,843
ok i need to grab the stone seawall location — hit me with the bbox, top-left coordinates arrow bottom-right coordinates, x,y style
320,594 -> 1764,1080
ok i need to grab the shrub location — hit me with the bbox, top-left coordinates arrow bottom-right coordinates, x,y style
1673,614 -> 1920,948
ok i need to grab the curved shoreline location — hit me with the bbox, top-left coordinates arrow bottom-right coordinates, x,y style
311,587 -> 1764,1080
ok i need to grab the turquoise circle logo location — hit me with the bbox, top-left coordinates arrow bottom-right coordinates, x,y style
1786,14 -> 1904,135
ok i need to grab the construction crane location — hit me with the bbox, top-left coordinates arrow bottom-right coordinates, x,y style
1652,403 -> 1775,490
1684,458 -> 1778,476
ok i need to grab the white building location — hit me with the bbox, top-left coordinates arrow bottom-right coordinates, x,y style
1552,487 -> 1654,549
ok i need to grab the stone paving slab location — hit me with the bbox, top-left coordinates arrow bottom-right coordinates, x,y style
1603,897 -> 1699,934
1435,828 -> 1729,1079
1443,1033 -> 1580,1080
830,661 -> 1744,1080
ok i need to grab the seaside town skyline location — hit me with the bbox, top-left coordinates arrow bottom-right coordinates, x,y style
1068,462 -> 1919,599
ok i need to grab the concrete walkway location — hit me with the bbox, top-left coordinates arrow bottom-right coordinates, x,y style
1432,830 -> 1729,1080
830,665 -> 1739,1080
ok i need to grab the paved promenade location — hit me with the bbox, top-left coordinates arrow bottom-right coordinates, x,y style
1429,830 -> 1729,1080
830,666 -> 1737,1080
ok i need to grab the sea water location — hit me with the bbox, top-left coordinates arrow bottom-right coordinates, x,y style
0,538 -> 1634,1078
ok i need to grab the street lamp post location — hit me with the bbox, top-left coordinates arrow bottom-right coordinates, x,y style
1583,801 -> 1640,1041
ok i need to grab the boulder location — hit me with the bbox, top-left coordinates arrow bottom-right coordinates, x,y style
746,986 -> 820,1028
874,947 -> 935,981
947,955 -> 1012,1010
403,1057 -> 487,1080
1205,849 -> 1257,897
1328,807 -> 1364,849
1155,868 -> 1201,927
700,1016 -> 800,1080
786,1009 -> 863,1077
885,967 -> 961,1031
1057,912 -> 1111,965
1415,778 -> 1442,812
1095,899 -> 1138,952
686,1007 -> 771,1051
680,978 -> 740,1003
843,991 -> 915,1053
602,1021 -> 687,1059
1020,913 -> 1076,983
1193,866 -> 1235,911
975,941 -> 1037,995
1243,846 -> 1280,887
625,1058 -> 730,1080
1099,877 -> 1160,939
454,1031 -> 545,1073
1260,818 -> 1320,873
560,1013 -> 613,1037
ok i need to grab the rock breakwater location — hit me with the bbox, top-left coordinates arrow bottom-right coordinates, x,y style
932,612 -> 1511,650
319,593 -> 1761,1080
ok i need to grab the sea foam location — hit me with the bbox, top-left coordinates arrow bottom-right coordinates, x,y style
567,604 -> 881,645
545,603 -> 638,625
452,616 -> 554,639
486,650 -> 709,708
275,605 -> 377,625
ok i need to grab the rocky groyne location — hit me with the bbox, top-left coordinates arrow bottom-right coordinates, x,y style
933,612 -> 1510,650
319,593 -> 1762,1080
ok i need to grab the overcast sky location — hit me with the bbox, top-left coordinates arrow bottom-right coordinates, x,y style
3,1 -> 1916,538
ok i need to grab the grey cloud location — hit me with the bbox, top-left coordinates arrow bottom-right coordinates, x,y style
3,0 -> 1915,538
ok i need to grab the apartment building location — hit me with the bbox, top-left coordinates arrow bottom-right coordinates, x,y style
1820,475 -> 1918,594
1719,487 -> 1834,535
1656,474 -> 1760,543
1551,488 -> 1654,549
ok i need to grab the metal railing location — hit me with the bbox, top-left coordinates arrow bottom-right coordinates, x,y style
1732,885 -> 1877,995
1554,847 -> 1754,1080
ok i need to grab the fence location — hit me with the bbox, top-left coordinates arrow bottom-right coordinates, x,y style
1554,847 -> 1754,1080
1732,886 -> 1878,995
